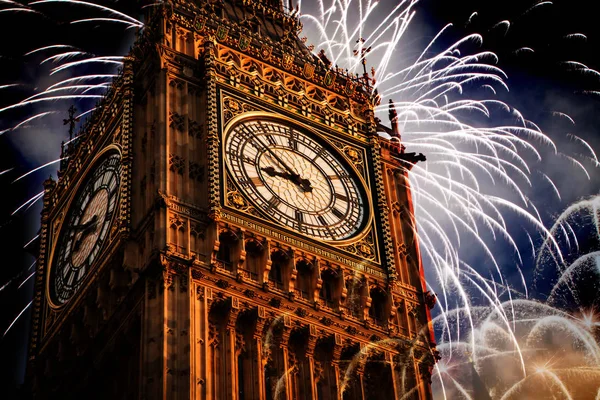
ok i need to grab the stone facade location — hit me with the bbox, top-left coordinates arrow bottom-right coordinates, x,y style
27,1 -> 439,399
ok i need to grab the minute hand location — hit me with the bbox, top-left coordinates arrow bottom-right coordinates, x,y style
243,126 -> 296,176
243,126 -> 312,192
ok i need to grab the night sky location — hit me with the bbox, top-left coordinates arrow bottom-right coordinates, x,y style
1,0 -> 599,397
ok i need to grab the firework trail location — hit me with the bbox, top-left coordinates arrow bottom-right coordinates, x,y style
427,194 -> 600,398
298,0 -> 600,397
0,0 -> 599,397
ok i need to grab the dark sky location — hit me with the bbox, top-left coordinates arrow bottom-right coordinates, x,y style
1,0 -> 599,396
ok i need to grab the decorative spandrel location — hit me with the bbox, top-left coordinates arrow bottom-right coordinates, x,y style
339,232 -> 377,261
223,96 -> 259,125
225,175 -> 259,217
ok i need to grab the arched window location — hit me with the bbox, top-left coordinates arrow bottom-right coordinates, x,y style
295,260 -> 313,300
269,249 -> 288,291
369,288 -> 388,327
242,239 -> 263,281
217,230 -> 237,272
319,269 -> 338,309
345,278 -> 363,319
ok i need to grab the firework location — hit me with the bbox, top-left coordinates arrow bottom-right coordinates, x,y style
1,0 -> 599,398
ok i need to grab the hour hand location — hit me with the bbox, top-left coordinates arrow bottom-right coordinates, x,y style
71,214 -> 99,232
261,166 -> 313,193
72,215 -> 99,251
296,177 -> 313,193
261,166 -> 287,179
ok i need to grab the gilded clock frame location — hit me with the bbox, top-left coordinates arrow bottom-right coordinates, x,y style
219,100 -> 380,261
46,145 -> 123,309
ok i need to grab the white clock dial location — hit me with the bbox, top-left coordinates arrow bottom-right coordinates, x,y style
50,152 -> 121,304
225,116 -> 367,241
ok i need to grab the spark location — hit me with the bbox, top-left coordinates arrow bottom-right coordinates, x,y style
2,300 -> 32,338
12,157 -> 66,183
18,270 -> 36,289
23,234 -> 39,249
0,84 -> 24,90
11,190 -> 44,215
70,17 -> 142,29
75,107 -> 97,120
0,111 -> 59,135
514,47 -> 535,55
0,94 -> 104,114
46,74 -> 117,90
19,85 -> 108,103
0,7 -> 42,15
28,0 -> 142,26
49,55 -> 124,75
565,33 -> 587,41
24,44 -> 78,56
40,50 -> 91,65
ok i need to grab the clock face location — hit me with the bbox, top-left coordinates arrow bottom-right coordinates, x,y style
224,117 -> 367,241
50,152 -> 121,304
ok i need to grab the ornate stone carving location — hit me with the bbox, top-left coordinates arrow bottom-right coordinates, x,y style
222,96 -> 258,125
190,221 -> 207,239
169,153 -> 185,175
196,286 -> 205,300
216,279 -> 230,289
424,291 -> 437,310
341,232 -> 376,261
295,307 -> 307,318
346,326 -> 358,335
191,269 -> 204,280
269,297 -> 281,308
164,273 -> 175,292
397,243 -> 408,257
208,322 -> 219,349
169,214 -> 185,231
407,302 -> 419,316
188,119 -> 202,138
189,161 -> 204,182
169,111 -> 185,131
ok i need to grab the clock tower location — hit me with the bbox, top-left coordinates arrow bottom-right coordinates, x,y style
27,0 -> 439,399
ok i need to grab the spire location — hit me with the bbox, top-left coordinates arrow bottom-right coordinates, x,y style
388,99 -> 401,138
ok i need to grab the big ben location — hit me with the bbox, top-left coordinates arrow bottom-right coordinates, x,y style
27,0 -> 439,399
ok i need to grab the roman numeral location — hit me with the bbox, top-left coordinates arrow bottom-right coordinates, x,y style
332,207 -> 345,219
288,129 -> 298,150
239,126 -> 262,150
64,267 -> 75,287
295,210 -> 304,228
266,196 -> 281,211
335,193 -> 348,202
238,179 -> 252,188
317,215 -> 328,226
243,156 -> 256,165
312,147 -> 326,161
265,135 -> 277,146
317,215 -> 335,238
250,176 -> 264,186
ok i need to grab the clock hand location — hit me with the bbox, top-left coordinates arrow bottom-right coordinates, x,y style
243,125 -> 313,192
70,214 -> 99,232
261,166 -> 313,193
73,215 -> 99,251
260,166 -> 285,178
